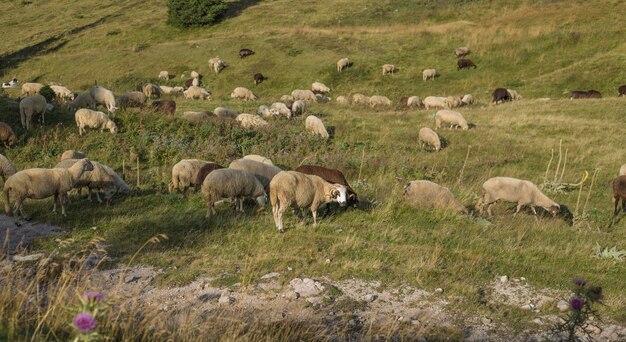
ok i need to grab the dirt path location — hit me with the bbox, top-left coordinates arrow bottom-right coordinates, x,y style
0,215 -> 66,254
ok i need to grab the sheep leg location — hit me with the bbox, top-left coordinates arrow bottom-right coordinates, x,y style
531,206 -> 539,223
94,189 -> 103,204
622,198 -> 626,213
52,194 -> 59,213
312,209 -> 318,226
238,198 -> 245,212
486,203 -> 495,217
277,204 -> 287,233
513,203 -> 523,216
613,196 -> 620,216
205,202 -> 214,218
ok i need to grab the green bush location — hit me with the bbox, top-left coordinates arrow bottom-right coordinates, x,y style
38,85 -> 56,103
167,0 -> 228,28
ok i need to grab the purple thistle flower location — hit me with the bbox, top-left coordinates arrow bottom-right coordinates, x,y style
73,312 -> 96,333
570,296 -> 584,311
573,278 -> 586,287
83,290 -> 104,302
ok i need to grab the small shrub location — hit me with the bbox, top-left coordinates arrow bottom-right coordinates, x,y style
38,85 -> 56,103
167,0 -> 228,28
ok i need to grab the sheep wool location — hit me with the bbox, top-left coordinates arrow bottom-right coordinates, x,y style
202,168 -> 266,217
403,180 -> 467,214
0,153 -> 17,182
19,95 -> 47,130
75,109 -> 117,135
305,115 -> 329,139
435,110 -> 469,130
418,127 -> 441,151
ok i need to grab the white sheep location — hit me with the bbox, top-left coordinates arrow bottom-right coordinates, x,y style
257,105 -> 273,118
311,82 -> 330,94
213,107 -> 238,119
461,94 -> 475,106
54,159 -> 121,203
476,177 -> 560,221
3,158 -> 93,218
231,87 -> 257,101
208,57 -> 226,74
243,154 -> 274,166
0,153 -> 17,182
21,82 -> 44,96
435,110 -> 469,130
507,89 -> 523,101
202,168 -> 267,217
336,96 -> 350,105
190,71 -> 200,79
305,115 -> 329,139
159,85 -> 183,96
445,96 -> 463,109
271,102 -> 291,118
19,94 -> 47,130
169,159 -> 211,196
236,114 -> 268,129
291,100 -> 306,116
369,95 -> 392,108
184,86 -> 211,100
68,92 -> 96,112
280,95 -> 295,105
291,89 -> 317,102
229,158 -> 282,191
352,93 -> 370,105
158,71 -> 170,80
418,127 -> 441,151
337,58 -> 351,72
422,69 -> 437,81
89,84 -> 117,114
270,170 -> 348,233
382,64 -> 396,75
403,180 -> 467,214
620,164 -> 626,176
455,47 -> 471,58
182,111 -> 211,124
75,109 -> 117,135
50,85 -> 75,103
423,96 -> 447,110
407,96 -> 422,108
142,83 -> 161,99
60,150 -> 86,160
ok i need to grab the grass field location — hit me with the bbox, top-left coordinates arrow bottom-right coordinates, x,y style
1,0 -> 625,339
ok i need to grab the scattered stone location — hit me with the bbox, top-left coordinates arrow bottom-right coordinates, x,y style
284,291 -> 300,300
198,293 -> 220,303
411,319 -> 420,325
434,288 -> 444,294
289,278 -> 325,297
481,317 -> 492,325
336,229 -> 343,233
260,272 -> 280,280
287,267 -> 293,271
397,316 -> 404,321
325,259 -> 332,264
556,300 -> 570,312
364,294 -> 378,302
533,318 -> 543,325
520,277 -> 526,281
218,293 -> 235,304
12,253 -> 44,262
520,303 -> 536,310
125,275 -> 141,284
585,324 -> 601,334
500,275 -> 509,283
306,297 -> 323,305
161,305 -> 169,311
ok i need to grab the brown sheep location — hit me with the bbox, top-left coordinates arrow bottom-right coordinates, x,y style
253,73 -> 267,85
152,100 -> 176,115
194,163 -> 224,191
611,175 -> 626,225
0,122 -> 17,146
294,165 -> 358,206
619,85 -> 626,96
239,48 -> 255,58
492,88 -> 511,104
457,59 -> 477,70
571,90 -> 602,99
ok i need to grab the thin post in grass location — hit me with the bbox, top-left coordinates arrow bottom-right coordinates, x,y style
559,148 -> 568,183
574,174 -> 585,217
456,145 -> 471,185
554,139 -> 563,182
357,149 -> 365,182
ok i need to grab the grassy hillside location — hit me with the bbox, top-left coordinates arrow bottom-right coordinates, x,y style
0,0 -> 625,339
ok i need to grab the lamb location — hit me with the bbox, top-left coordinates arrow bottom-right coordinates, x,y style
257,105 -> 273,118
305,115 -> 329,139
619,164 -> 626,176
294,165 -> 358,206
194,163 -> 224,191
311,82 -> 330,94
461,94 -> 475,106
159,85 -> 183,96
476,177 -> 560,221
619,85 -> 626,96
352,93 -> 370,105
0,122 -> 18,146
50,85 -> 75,103
291,89 -> 317,102
236,114 -> 268,129
418,127 -> 441,151
54,159 -> 118,203
19,94 -> 47,130
21,82 -> 44,96
3,158 -> 94,218
611,175 -> 626,224
75,109 -> 117,135
68,92 -> 96,112
422,69 -> 437,81
423,96 -> 447,110
229,158 -> 282,191
208,57 -> 226,74
457,59 -> 477,70
491,88 -> 511,104
239,48 -> 255,58
507,89 -> 522,101
116,91 -> 147,109
158,71 -> 170,80
369,95 -> 392,108
435,110 -> 469,130
271,102 -> 292,118
231,87 -> 257,101
336,96 -> 350,105
337,58 -> 351,72
152,100 -> 176,115
403,180 -> 467,214
292,100 -> 306,116
142,83 -> 161,99
169,159 -> 212,196
0,154 -> 17,182
382,64 -> 396,75
89,84 -> 117,114
270,171 -> 348,232
184,86 -> 211,100
407,96 -> 422,108
454,47 -> 471,58
444,96 -> 463,109
60,150 -> 86,160
202,168 -> 266,217
182,111 -> 211,124
243,154 -> 274,165
214,107 -> 238,119
253,73 -> 267,85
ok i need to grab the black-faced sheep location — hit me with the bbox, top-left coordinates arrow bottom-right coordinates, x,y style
457,59 -> 477,70
202,168 -> 266,217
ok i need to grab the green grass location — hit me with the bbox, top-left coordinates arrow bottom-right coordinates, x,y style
1,0 -> 626,337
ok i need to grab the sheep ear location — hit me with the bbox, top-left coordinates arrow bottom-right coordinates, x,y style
331,189 -> 339,198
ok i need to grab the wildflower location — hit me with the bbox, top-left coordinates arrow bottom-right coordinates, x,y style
73,312 -> 96,333
83,291 -> 103,302
570,296 -> 584,311
573,278 -> 586,287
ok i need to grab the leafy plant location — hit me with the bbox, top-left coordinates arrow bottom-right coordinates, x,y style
593,243 -> 626,261
167,0 -> 228,28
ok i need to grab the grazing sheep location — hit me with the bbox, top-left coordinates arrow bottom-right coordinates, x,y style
620,164 -> 626,176
194,163 -> 224,191
60,150 -> 86,161
491,88 -> 511,104
75,109 -> 117,135
184,78 -> 194,88
435,110 -> 469,130
418,127 -> 441,151
270,102 -> 292,118
208,57 -> 226,74
3,158 -> 94,218
336,96 -> 350,105
507,89 -> 523,101
169,159 -> 212,196
294,165 -> 358,206
461,94 -> 475,106
305,115 -> 329,139
253,73 -> 267,85
280,95 -> 294,105
236,114 -> 268,129
476,177 -> 560,221
183,111 -> 211,124
399,96 -> 409,106
619,85 -> 626,96
50,85 -> 75,103
292,100 -> 306,116
352,93 -> 370,105
158,71 -> 170,80
311,82 -> 330,94
369,95 -> 392,108
423,96 -> 447,110
270,171 -> 348,232
142,83 -> 161,99
315,94 -> 331,103
337,58 -> 351,72
257,105 -> 273,118
116,91 -> 147,109
184,86 -> 211,100
454,47 -> 471,58
422,69 -> 437,81
54,159 -> 116,203
0,154 -> 17,182
457,59 -> 477,70
243,155 -> 274,166
19,94 -> 47,130
291,89 -> 317,102
152,100 -> 176,115
0,122 -> 18,146
21,82 -> 44,96
382,64 -> 396,75
159,85 -> 183,96
445,96 -> 463,109
229,158 -> 282,191
202,168 -> 266,217
403,180 -> 467,214
190,71 -> 200,79
214,107 -> 238,119
239,48 -> 255,58
89,84 -> 117,114
612,175 -> 626,224
231,87 -> 257,101
68,92 -> 96,112
570,90 -> 602,99
407,96 -> 422,108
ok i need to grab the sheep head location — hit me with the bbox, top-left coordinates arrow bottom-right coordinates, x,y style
329,184 -> 348,206
107,121 -> 118,134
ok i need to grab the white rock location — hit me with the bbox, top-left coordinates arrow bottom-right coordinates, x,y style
434,288 -> 444,294
218,294 -> 235,304
481,317 -> 492,325
289,278 -> 325,297
500,275 -> 509,283
364,294 -> 378,302
306,296 -> 323,305
12,253 -> 44,262
585,325 -> 601,334
260,272 -> 280,280
533,318 -> 543,325
556,300 -> 570,312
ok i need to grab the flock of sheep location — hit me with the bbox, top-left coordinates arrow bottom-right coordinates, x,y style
1,45 -> 626,231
